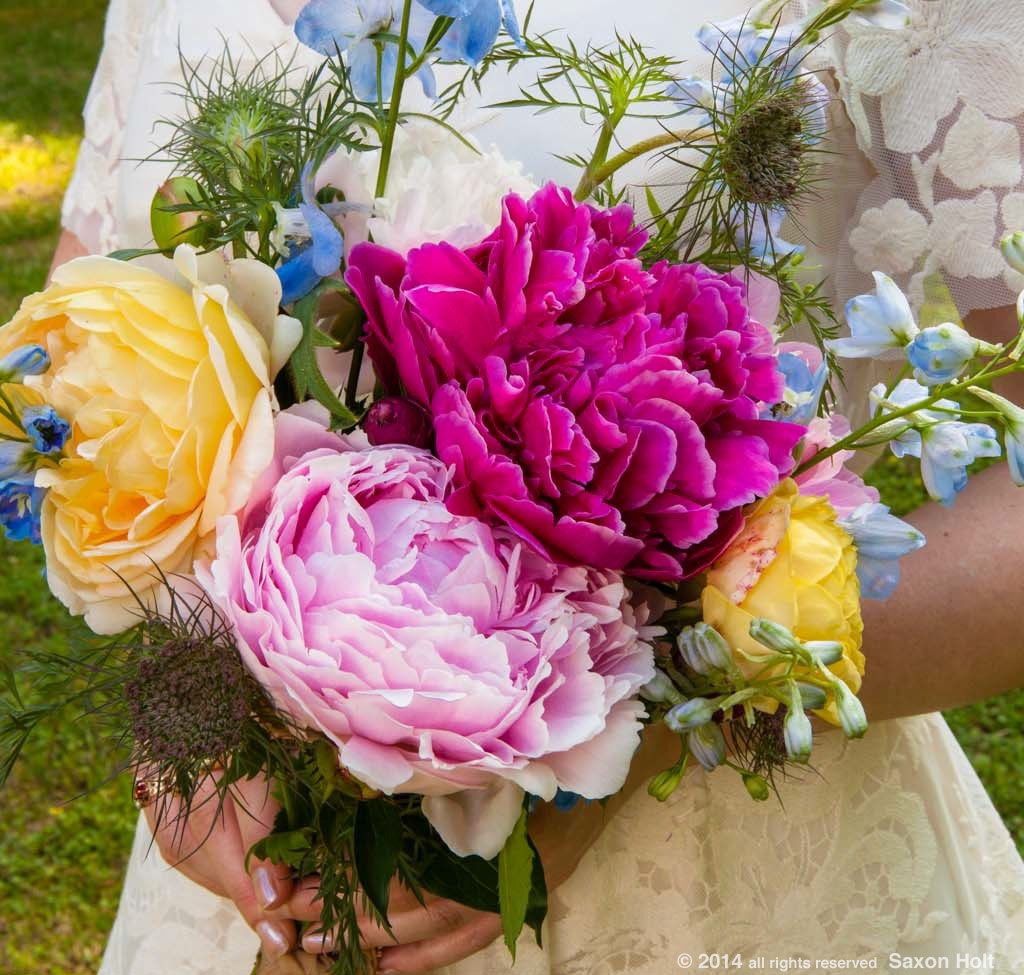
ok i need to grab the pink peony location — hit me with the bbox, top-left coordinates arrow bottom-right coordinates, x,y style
347,184 -> 804,580
198,406 -> 656,859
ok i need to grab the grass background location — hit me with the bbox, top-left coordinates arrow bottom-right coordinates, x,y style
0,2 -> 1020,973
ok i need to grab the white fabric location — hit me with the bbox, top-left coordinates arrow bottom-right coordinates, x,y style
65,1 -> 1024,973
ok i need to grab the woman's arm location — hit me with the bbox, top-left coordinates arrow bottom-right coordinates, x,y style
859,303 -> 1024,722
49,230 -> 88,276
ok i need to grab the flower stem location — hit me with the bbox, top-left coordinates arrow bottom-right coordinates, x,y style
574,127 -> 711,201
794,362 -> 1024,476
375,0 -> 415,200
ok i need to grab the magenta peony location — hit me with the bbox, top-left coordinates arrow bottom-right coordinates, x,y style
198,406 -> 656,859
347,184 -> 804,580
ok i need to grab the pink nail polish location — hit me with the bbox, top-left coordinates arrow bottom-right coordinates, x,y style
255,920 -> 292,959
253,866 -> 284,910
301,929 -> 338,954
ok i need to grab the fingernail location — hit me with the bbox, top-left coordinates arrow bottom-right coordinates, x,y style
301,929 -> 338,954
255,920 -> 292,959
253,866 -> 285,910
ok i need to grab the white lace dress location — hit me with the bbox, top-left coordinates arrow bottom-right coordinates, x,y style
66,2 -> 1024,973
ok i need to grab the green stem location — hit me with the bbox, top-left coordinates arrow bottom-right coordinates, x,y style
375,0 -> 415,200
794,362 -> 1024,476
574,126 -> 712,201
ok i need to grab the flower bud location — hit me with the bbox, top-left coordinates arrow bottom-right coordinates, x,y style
801,640 -> 844,666
794,681 -> 828,710
641,670 -> 683,706
648,759 -> 688,802
665,696 -> 718,733
0,345 -> 49,382
0,442 -> 35,480
21,405 -> 70,455
677,622 -> 733,674
907,323 -> 981,386
832,680 -> 869,739
151,177 -> 211,252
783,683 -> 813,763
749,618 -> 801,653
688,723 -> 727,771
363,396 -> 433,449
1002,231 -> 1024,274
742,772 -> 771,802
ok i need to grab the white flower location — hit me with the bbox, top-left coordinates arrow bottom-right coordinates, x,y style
939,105 -> 1021,192
850,198 -> 928,275
317,120 -> 537,255
843,3 -> 1024,154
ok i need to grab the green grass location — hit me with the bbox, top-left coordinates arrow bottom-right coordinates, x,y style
0,3 -> 1021,973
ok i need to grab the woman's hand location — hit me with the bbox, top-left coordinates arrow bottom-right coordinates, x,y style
144,773 -> 301,959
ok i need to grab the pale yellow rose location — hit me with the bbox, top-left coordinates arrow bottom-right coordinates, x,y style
701,479 -> 864,724
0,246 -> 301,634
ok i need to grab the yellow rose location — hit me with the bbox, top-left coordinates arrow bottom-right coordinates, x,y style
701,480 -> 863,724
0,246 -> 301,634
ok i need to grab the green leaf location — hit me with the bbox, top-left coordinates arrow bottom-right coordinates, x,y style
288,285 -> 360,428
106,247 -> 166,262
247,828 -> 315,871
498,809 -> 534,959
354,800 -> 403,922
524,834 -> 548,946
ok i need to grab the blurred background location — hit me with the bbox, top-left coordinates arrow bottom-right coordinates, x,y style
0,3 -> 1020,973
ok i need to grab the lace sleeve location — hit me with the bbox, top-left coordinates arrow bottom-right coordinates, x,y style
826,0 -> 1024,314
60,0 -> 151,255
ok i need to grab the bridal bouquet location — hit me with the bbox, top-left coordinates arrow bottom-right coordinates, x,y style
6,0 -> 1021,971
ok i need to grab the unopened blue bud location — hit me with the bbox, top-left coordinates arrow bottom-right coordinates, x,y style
665,697 -> 718,733
907,323 -> 980,386
801,641 -> 844,666
0,345 -> 49,382
784,683 -> 813,763
641,670 -> 683,706
794,682 -> 828,710
832,680 -> 869,739
749,619 -> 800,653
688,723 -> 727,771
678,622 -> 733,674
1002,231 -> 1024,274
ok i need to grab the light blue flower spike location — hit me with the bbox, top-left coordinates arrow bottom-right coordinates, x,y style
419,0 -> 522,66
0,345 -> 49,382
907,323 -> 981,386
970,386 -> 1024,487
840,502 -> 925,599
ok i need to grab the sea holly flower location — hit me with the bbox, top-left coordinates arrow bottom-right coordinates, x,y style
274,164 -> 347,305
21,405 -> 70,455
969,386 -> 1024,486
839,501 -> 925,599
828,272 -> 919,359
418,0 -> 521,66
294,0 -> 437,101
907,323 -> 990,386
0,345 -> 49,382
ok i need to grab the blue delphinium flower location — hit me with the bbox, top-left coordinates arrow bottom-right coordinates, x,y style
21,405 -> 70,455
0,473 -> 44,544
418,0 -> 521,66
970,386 -> 1024,486
839,501 -> 926,599
0,345 -> 49,382
665,76 -> 716,125
828,272 -> 919,360
896,421 -> 1001,506
274,163 -> 346,305
696,15 -> 803,86
776,351 -> 827,424
0,441 -> 34,480
907,323 -> 986,386
295,0 -> 437,101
